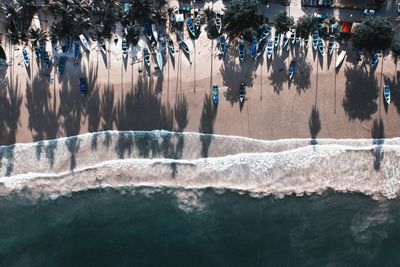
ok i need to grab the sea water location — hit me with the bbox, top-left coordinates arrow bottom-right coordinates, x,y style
0,189 -> 400,266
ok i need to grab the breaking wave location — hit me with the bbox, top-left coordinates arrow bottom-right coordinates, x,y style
0,130 -> 399,199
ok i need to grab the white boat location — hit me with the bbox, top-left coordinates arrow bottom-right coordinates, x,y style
32,14 -> 41,30
267,39 -> 273,59
384,85 -> 391,104
318,38 -> 325,56
121,39 -> 128,59
195,15 -> 201,31
335,50 -> 346,68
143,48 -> 150,66
328,35 -> 335,55
289,60 -> 295,80
216,13 -> 222,34
239,82 -> 245,103
151,24 -> 158,42
79,34 -> 91,51
274,32 -> 279,48
99,38 -> 107,54
156,50 -> 163,71
312,31 -> 319,50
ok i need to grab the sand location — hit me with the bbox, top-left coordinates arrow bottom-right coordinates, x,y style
0,1 -> 399,145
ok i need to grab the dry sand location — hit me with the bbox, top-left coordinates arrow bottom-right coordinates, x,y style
0,2 -> 399,145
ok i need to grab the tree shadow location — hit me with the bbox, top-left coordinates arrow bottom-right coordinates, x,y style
199,94 -> 217,158
85,65 -> 100,132
269,50 -> 288,95
293,50 -> 312,94
154,71 -> 164,94
220,54 -> 255,105
371,118 -> 384,171
174,92 -> 189,132
342,65 -> 379,121
309,105 -> 321,145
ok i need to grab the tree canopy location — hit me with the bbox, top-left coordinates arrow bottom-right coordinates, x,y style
223,0 -> 263,37
275,11 -> 294,34
352,16 -> 394,53
295,15 -> 319,39
391,41 -> 400,65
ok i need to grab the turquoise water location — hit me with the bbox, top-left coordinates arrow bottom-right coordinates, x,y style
0,189 -> 399,266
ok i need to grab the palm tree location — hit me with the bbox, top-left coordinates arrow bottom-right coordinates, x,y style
124,24 -> 141,46
29,28 -> 48,46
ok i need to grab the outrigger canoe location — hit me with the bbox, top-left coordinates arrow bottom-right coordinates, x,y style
259,26 -> 271,43
335,50 -> 346,68
79,34 -> 91,51
186,18 -> 196,38
22,48 -> 30,68
267,39 -> 273,59
239,81 -> 245,103
384,84 -> 391,104
179,40 -> 191,62
215,13 -> 222,34
143,48 -> 150,66
312,31 -> 319,50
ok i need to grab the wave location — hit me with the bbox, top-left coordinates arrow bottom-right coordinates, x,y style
0,130 -> 399,199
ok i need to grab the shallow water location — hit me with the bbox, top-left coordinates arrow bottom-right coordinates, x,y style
1,188 -> 400,266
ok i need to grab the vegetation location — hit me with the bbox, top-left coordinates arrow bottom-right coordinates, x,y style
275,11 -> 294,35
223,0 -> 263,37
352,16 -> 394,53
295,15 -> 319,39
391,41 -> 400,65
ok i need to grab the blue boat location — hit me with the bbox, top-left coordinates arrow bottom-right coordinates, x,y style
282,34 -> 289,49
79,77 -> 87,95
34,46 -> 41,60
312,31 -> 319,50
186,18 -> 196,38
64,37 -> 71,56
289,60 -> 296,80
22,48 -> 30,68
239,41 -> 245,63
256,38 -> 266,59
259,26 -> 271,43
384,84 -> 391,104
219,36 -> 227,57
74,43 -> 80,62
38,39 -> 45,59
57,56 -> 67,76
371,52 -> 379,69
212,84 -> 219,104
251,40 -> 257,59
143,23 -> 152,41
42,51 -> 50,69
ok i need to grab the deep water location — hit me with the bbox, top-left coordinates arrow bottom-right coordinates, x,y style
0,189 -> 400,266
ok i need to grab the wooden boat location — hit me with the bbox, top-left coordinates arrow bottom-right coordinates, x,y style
335,50 -> 346,68
282,34 -> 289,49
121,39 -> 129,59
159,30 -> 166,47
304,35 -> 309,48
267,39 -> 273,59
143,23 -> 152,41
57,56 -> 67,76
32,14 -> 40,30
274,32 -> 279,48
179,40 -> 190,54
259,26 -> 271,42
143,48 -> 150,66
195,15 -> 201,32
156,50 -> 163,71
186,18 -> 196,37
295,33 -> 300,46
215,13 -> 222,34
79,34 -> 91,51
289,60 -> 295,80
256,38 -> 266,59
328,35 -> 335,55
290,32 -> 295,44
312,31 -> 319,50
42,51 -> 50,69
219,35 -> 227,57
99,38 -> 107,54
212,84 -> 219,104
318,38 -> 325,56
239,81 -> 245,103
168,39 -> 174,60
74,43 -> 80,62
239,42 -> 245,63
251,40 -> 257,59
371,52 -> 379,69
22,48 -> 30,68
151,24 -> 158,42
384,84 -> 391,104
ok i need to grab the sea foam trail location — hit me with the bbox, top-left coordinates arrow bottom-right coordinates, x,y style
0,131 -> 399,199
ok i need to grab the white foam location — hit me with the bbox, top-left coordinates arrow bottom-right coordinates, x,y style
0,131 -> 399,199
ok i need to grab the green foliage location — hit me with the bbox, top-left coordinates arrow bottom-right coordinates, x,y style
391,41 -> 400,64
223,0 -> 263,36
205,8 -> 219,39
124,24 -> 141,45
275,11 -> 294,34
295,15 -> 319,39
352,16 -> 394,53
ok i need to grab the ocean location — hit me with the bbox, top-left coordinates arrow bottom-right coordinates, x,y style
0,189 -> 399,266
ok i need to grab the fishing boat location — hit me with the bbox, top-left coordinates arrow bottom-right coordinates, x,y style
143,48 -> 150,66
251,40 -> 257,59
289,60 -> 295,80
32,14 -> 40,30
179,40 -> 190,54
212,84 -> 219,104
295,33 -> 300,46
312,31 -> 319,50
42,51 -> 50,69
79,34 -> 91,51
168,39 -> 174,60
274,32 -> 279,48
99,38 -> 107,54
239,81 -> 245,103
239,41 -> 245,63
256,38 -> 266,59
57,56 -> 67,76
290,32 -> 295,44
143,23 -> 153,41
38,39 -> 45,59
304,35 -> 310,48
34,45 -> 40,60
259,26 -> 271,42
219,35 -> 227,57
282,34 -> 289,49
371,52 -> 379,69
335,50 -> 346,68
328,35 -> 335,55
51,37 -> 58,55
186,18 -> 196,38
195,15 -> 201,32
22,48 -> 30,68
64,37 -> 71,56
318,38 -> 325,56
156,50 -> 163,71
122,39 -> 129,59
384,84 -> 391,104
151,24 -> 158,42
215,13 -> 222,34
74,43 -> 80,62
159,30 -> 166,48
267,39 -> 273,59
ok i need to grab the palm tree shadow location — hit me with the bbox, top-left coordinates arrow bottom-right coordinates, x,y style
101,51 -> 108,68
174,92 -> 189,132
154,71 -> 164,94
309,105 -> 321,145
342,65 -> 379,121
294,50 -> 312,94
269,51 -> 288,94
199,94 -> 217,158
371,118 -> 384,171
